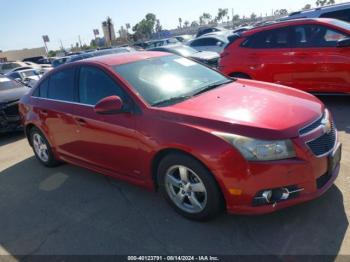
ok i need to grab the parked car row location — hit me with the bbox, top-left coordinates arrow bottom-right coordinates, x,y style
51,47 -> 135,68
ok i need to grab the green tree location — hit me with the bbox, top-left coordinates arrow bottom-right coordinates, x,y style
250,13 -> 257,21
191,21 -> 199,27
302,4 -> 312,10
232,14 -> 240,23
105,17 -> 113,46
316,0 -> 335,6
155,19 -> 162,33
199,13 -> 212,25
132,13 -> 157,40
178,17 -> 182,28
216,8 -> 228,23
48,50 -> 56,57
184,20 -> 190,27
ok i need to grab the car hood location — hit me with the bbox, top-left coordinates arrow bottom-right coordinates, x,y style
0,86 -> 30,103
159,79 -> 324,139
190,51 -> 219,61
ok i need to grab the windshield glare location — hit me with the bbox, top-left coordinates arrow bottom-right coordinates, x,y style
114,55 -> 229,106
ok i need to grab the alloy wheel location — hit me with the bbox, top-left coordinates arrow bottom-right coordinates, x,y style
165,165 -> 207,214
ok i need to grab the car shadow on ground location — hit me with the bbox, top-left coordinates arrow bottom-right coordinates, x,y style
317,95 -> 350,134
0,157 -> 348,257
0,131 -> 25,147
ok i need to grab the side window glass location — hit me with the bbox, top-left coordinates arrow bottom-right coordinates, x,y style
33,78 -> 49,98
292,25 -> 348,48
78,66 -> 126,105
47,67 -> 75,101
190,39 -> 201,47
242,28 -> 289,49
205,38 -> 218,46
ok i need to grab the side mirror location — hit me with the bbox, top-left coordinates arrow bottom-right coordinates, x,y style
337,38 -> 350,48
94,96 -> 123,115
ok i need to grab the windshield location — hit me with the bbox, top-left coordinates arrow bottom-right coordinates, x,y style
114,55 -> 231,106
329,19 -> 350,32
21,70 -> 39,77
0,76 -> 22,90
173,46 -> 198,56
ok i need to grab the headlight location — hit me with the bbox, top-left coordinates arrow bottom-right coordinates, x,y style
213,132 -> 296,161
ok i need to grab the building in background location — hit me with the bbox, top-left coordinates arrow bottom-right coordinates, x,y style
0,47 -> 46,61
102,17 -> 116,46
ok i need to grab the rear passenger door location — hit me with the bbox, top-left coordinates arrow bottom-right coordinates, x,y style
32,66 -> 79,155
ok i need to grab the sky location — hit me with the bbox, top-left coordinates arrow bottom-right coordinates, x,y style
0,0 -> 339,51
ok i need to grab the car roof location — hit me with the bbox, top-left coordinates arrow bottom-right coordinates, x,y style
83,51 -> 170,66
242,18 -> 338,36
285,2 -> 350,19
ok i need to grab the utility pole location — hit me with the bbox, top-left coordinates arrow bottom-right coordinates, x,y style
78,35 -> 82,48
60,40 -> 64,51
42,35 -> 50,56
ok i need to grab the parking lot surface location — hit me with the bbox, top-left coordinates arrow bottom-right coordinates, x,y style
0,96 -> 349,257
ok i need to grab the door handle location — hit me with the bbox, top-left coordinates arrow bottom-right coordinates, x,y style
75,117 -> 87,126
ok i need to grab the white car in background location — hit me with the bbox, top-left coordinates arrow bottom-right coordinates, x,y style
187,33 -> 230,53
0,61 -> 52,74
6,68 -> 43,88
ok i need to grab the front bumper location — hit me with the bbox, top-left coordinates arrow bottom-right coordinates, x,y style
0,100 -> 22,133
223,141 -> 341,215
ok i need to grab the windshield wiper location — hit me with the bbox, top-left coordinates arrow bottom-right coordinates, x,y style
152,95 -> 192,107
192,79 -> 234,97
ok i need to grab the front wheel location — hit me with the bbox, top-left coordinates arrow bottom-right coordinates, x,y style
158,153 -> 223,221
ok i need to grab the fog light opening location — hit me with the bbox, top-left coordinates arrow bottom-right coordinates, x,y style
253,186 -> 304,206
280,188 -> 290,200
262,190 -> 272,203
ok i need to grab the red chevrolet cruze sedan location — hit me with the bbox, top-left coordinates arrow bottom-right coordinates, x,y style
19,52 -> 341,220
219,18 -> 350,93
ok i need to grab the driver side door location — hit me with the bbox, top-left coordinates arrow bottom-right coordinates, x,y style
67,65 -> 142,178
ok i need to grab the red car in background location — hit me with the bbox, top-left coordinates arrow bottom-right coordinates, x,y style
219,18 -> 350,93
19,52 -> 341,220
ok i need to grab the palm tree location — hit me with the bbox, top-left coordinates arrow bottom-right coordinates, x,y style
184,21 -> 190,27
178,18 -> 182,28
106,17 -> 113,46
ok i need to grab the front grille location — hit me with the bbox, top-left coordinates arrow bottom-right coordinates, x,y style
299,114 -> 323,135
0,100 -> 19,117
306,123 -> 336,156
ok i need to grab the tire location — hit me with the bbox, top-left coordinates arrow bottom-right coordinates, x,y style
231,73 -> 251,79
29,127 -> 60,167
157,153 -> 223,221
